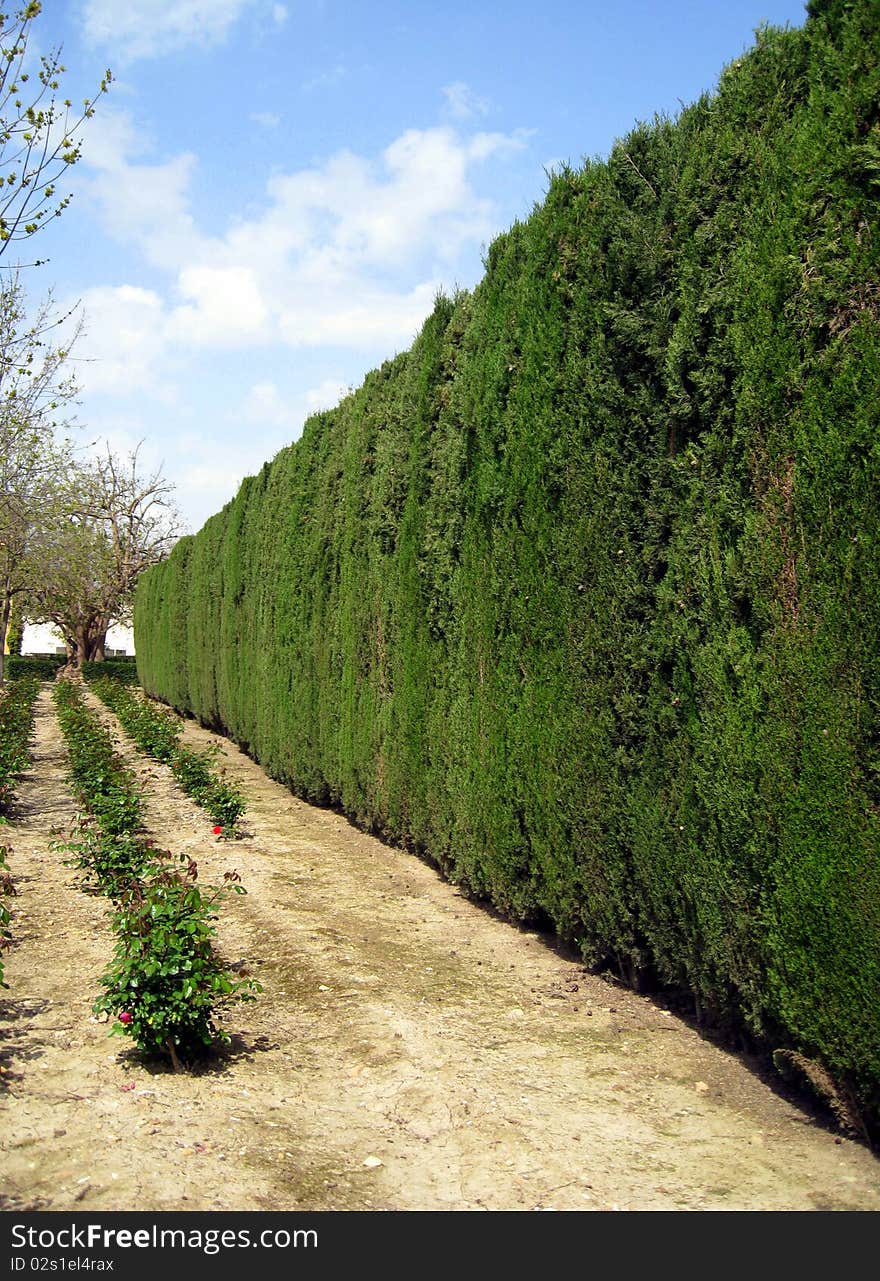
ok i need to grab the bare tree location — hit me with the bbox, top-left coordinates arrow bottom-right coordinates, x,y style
0,3 -> 111,681
0,272 -> 78,685
30,445 -> 182,666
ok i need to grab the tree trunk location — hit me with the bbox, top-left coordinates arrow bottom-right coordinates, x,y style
6,598 -> 22,656
73,623 -> 89,669
0,586 -> 10,690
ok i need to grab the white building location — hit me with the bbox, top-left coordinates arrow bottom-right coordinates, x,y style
20,622 -> 135,657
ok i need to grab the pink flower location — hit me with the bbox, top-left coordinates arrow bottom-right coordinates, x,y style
119,1011 -> 133,1025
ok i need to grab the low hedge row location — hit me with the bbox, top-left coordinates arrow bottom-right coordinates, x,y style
4,656 -> 138,684
90,677 -> 246,834
0,677 -> 39,816
52,679 -> 258,1066
54,678 -> 142,862
4,657 -> 66,681
83,658 -> 139,686
0,676 -> 40,988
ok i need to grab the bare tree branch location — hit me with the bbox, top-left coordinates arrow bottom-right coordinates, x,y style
0,3 -> 111,261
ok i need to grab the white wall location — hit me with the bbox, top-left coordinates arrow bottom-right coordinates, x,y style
20,622 -> 135,656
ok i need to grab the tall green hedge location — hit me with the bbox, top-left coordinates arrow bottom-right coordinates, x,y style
136,0 -> 880,1133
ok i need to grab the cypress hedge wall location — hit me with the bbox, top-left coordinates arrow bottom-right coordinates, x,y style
136,0 -> 880,1132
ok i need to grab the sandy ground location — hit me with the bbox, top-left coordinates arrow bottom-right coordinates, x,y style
1,682 -> 879,1213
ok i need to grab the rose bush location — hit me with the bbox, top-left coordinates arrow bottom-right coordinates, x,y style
93,853 -> 261,1068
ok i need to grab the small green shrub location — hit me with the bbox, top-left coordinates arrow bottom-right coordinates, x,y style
0,677 -> 39,815
93,854 -> 261,1067
63,827 -> 150,897
5,656 -> 65,681
171,747 -> 246,831
83,658 -> 138,686
203,779 -> 247,831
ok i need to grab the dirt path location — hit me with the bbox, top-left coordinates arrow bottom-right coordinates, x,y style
2,684 -> 879,1212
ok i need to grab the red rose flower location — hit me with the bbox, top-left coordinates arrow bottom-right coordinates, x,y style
212,825 -> 223,835
119,1011 -> 133,1025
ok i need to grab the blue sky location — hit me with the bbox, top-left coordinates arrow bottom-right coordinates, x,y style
25,0 -> 811,532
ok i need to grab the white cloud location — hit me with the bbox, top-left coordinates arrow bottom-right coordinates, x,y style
302,64 -> 347,92
272,4 -> 288,25
84,111 -> 202,270
468,130 -> 531,163
250,110 -> 282,129
304,380 -> 349,411
179,457 -> 244,496
243,379 -> 347,443
244,380 -> 297,427
168,265 -> 270,347
81,0 -> 259,61
253,126 -> 524,276
76,108 -> 148,171
443,82 -> 490,121
83,117 -> 527,356
72,285 -> 175,397
71,270 -> 269,417
278,281 -> 439,350
174,435 -> 290,532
